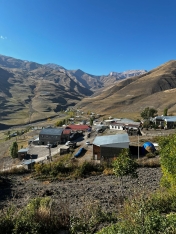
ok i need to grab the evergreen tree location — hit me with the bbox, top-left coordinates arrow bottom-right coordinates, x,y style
10,142 -> 18,158
163,108 -> 168,116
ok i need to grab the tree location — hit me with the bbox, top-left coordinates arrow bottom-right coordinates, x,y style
141,107 -> 157,119
89,118 -> 94,126
163,108 -> 168,116
113,149 -> 138,197
10,142 -> 18,158
159,133 -> 176,189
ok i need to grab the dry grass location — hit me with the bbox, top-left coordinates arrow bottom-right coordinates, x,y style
77,60 -> 176,116
137,156 -> 160,167
0,166 -> 28,176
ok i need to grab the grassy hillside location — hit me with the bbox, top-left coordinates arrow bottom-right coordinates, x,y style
77,60 -> 176,117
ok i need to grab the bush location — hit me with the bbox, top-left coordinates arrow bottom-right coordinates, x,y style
97,190 -> 176,234
0,198 -> 70,234
70,201 -> 117,234
74,161 -> 104,178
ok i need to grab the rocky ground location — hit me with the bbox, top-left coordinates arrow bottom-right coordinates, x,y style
0,167 -> 162,214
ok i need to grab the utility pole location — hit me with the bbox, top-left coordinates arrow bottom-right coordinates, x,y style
47,144 -> 52,171
138,134 -> 140,159
30,154 -> 32,173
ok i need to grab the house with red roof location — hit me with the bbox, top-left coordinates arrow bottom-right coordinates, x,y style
62,129 -> 72,142
66,124 -> 91,132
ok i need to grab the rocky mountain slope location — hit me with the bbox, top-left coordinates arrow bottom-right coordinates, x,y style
45,63 -> 146,91
0,55 -> 93,125
0,54 -> 147,125
77,60 -> 176,117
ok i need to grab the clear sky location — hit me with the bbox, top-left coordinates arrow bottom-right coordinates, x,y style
1,0 -> 176,75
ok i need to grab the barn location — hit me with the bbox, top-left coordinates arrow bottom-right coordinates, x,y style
93,133 -> 129,160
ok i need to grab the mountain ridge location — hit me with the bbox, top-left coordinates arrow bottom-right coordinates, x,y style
76,60 -> 176,117
1,54 -> 176,124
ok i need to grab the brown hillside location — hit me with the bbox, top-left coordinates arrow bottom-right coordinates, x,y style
77,60 -> 176,117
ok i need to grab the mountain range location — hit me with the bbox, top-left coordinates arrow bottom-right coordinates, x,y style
1,54 -> 176,125
76,60 -> 176,118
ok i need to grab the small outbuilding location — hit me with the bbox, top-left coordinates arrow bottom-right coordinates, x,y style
60,146 -> 70,155
22,159 -> 36,170
18,148 -> 28,160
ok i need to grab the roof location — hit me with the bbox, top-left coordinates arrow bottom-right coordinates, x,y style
110,123 -> 125,126
63,129 -> 72,135
33,137 -> 39,141
39,128 -> 64,135
93,133 -> 129,147
104,118 -> 121,122
155,116 -> 176,122
18,148 -> 28,153
66,125 -> 91,130
119,118 -> 135,123
110,121 -> 140,127
60,146 -> 69,149
22,159 -> 36,165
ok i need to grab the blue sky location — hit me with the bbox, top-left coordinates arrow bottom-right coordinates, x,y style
1,0 -> 176,75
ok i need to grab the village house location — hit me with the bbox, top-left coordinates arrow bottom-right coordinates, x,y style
92,133 -> 129,160
39,128 -> 64,145
152,116 -> 176,129
109,119 -> 141,135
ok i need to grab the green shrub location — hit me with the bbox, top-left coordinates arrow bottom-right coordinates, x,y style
97,190 -> 176,234
70,201 -> 117,234
74,161 -> 104,178
0,197 -> 70,234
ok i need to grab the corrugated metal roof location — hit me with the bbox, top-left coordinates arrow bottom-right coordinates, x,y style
22,159 -> 36,165
155,116 -> 176,122
93,133 -> 129,146
119,118 -> 135,123
39,128 -> 64,135
18,148 -> 28,153
67,125 -> 91,130
103,142 -> 129,149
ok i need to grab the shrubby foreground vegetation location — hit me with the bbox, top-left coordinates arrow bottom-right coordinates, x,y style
0,134 -> 176,233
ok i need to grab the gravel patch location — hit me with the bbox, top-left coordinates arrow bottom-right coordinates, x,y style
0,167 -> 162,213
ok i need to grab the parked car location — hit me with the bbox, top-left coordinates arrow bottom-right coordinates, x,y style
86,141 -> 91,145
46,143 -> 53,148
65,141 -> 71,146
